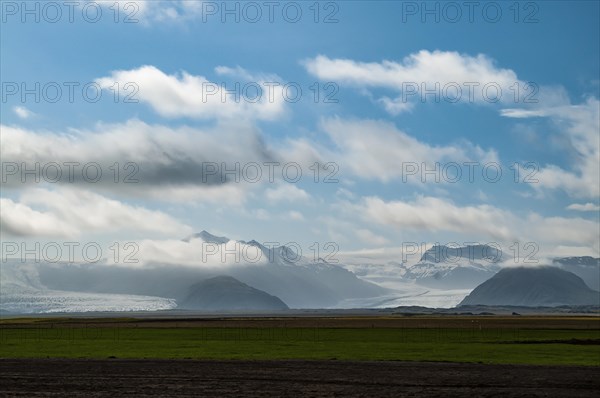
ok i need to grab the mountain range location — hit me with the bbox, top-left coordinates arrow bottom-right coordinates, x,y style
2,234 -> 598,313
32,231 -> 386,309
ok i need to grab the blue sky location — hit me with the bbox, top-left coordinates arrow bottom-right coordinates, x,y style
1,1 -> 599,264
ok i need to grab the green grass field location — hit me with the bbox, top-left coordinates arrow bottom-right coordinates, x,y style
1,326 -> 599,366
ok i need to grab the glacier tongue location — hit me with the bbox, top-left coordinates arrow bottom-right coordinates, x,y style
1,291 -> 176,314
0,263 -> 176,314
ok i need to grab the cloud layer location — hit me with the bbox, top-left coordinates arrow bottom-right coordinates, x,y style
304,50 -> 527,113
1,188 -> 191,238
96,65 -> 286,121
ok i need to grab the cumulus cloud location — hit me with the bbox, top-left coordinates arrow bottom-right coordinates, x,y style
287,211 -> 305,221
566,203 -> 600,212
96,65 -> 286,121
265,184 -> 311,203
503,98 -> 600,199
89,1 -> 204,23
360,196 -> 514,241
0,197 -> 79,238
1,188 -> 192,238
499,109 -> 548,118
356,195 -> 599,251
304,51 -> 598,199
304,51 -> 526,113
131,237 -> 270,268
13,106 -> 34,119
355,229 -> 389,246
317,117 -> 497,183
0,120 -> 280,203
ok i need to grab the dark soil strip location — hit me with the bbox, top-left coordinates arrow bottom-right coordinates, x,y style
1,359 -> 598,397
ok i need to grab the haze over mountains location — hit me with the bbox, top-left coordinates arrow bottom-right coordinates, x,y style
553,257 -> 600,290
1,231 -> 385,312
1,235 -> 598,313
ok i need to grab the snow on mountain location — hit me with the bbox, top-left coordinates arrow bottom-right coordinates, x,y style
7,234 -> 594,312
176,232 -> 389,306
181,231 -> 338,270
402,245 -> 502,289
553,256 -> 599,266
30,231 -> 386,309
335,244 -> 505,306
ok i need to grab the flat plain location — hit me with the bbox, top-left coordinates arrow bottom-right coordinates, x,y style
0,315 -> 598,397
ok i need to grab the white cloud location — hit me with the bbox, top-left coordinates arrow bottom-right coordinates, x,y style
0,120 -> 278,204
476,189 -> 489,202
288,210 -> 305,221
357,195 -> 599,251
131,237 -> 270,268
1,187 -> 192,238
360,196 -> 514,241
503,98 -> 599,199
304,51 -> 599,199
318,117 -> 497,183
13,106 -> 34,119
265,184 -> 311,203
96,65 -> 286,121
0,197 -> 79,238
524,214 -> 599,253
88,1 -> 203,23
138,184 -> 250,206
355,229 -> 389,246
500,109 -> 548,118
304,51 -> 524,113
336,188 -> 355,200
253,209 -> 270,220
567,203 -> 600,212
378,97 -> 415,115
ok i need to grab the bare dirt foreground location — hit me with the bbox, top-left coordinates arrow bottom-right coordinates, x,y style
0,359 -> 598,398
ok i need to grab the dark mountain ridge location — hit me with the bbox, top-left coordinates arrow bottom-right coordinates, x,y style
460,266 -> 600,307
179,275 -> 289,311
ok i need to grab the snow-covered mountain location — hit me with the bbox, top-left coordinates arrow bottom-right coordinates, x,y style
339,247 -> 600,308
331,245 -> 500,308
33,231 -> 387,309
400,244 -> 502,289
6,232 -> 595,313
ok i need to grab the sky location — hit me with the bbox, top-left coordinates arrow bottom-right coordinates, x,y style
1,0 -> 599,266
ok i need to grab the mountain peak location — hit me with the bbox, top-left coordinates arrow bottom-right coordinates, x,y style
182,230 -> 230,244
239,239 -> 264,248
419,244 -> 500,263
